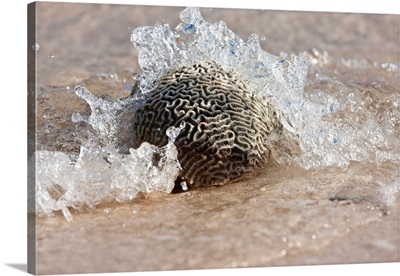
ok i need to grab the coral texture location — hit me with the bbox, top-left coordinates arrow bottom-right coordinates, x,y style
132,61 -> 282,186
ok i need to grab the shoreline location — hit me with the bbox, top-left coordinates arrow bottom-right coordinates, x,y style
35,161 -> 399,274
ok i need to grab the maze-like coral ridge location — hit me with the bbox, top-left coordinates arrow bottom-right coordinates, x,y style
132,61 -> 282,186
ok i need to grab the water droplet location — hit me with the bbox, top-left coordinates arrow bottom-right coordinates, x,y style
311,48 -> 320,56
311,234 -> 317,240
281,236 -> 287,242
261,36 -> 266,41
32,43 -> 40,51
180,181 -> 188,191
48,54 -> 55,58
280,250 -> 287,256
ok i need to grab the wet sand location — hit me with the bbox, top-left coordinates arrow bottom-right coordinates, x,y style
31,3 -> 399,274
36,162 -> 399,274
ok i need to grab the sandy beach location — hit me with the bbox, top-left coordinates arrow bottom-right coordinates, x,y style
36,163 -> 398,274
30,3 -> 399,274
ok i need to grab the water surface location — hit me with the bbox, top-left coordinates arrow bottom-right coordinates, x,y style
32,3 -> 399,274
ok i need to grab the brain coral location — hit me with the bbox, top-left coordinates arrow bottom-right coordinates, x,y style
132,61 -> 282,187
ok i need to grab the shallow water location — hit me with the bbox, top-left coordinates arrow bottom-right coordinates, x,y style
32,3 -> 399,274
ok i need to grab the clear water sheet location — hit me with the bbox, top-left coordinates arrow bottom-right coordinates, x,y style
36,7 -> 399,220
36,86 -> 184,221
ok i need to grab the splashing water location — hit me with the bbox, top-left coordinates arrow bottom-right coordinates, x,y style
131,7 -> 399,169
37,87 -> 184,221
36,7 -> 399,220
